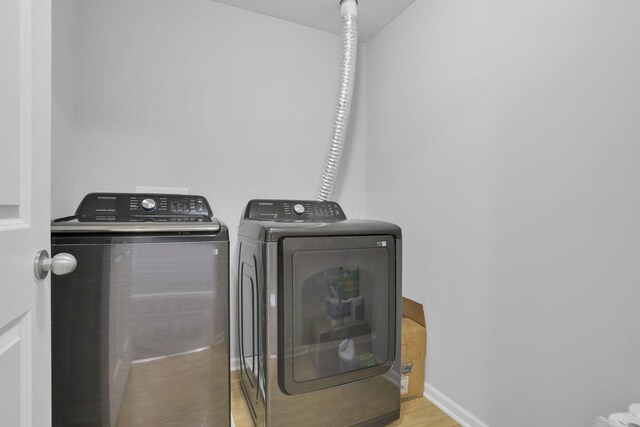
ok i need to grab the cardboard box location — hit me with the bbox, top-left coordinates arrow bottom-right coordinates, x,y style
401,297 -> 426,402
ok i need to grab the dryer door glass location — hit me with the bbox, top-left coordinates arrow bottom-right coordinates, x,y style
280,235 -> 396,395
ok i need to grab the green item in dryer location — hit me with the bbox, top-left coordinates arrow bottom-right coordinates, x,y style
357,353 -> 377,369
338,266 -> 359,300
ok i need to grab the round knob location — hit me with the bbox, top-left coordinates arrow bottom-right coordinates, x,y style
34,250 -> 78,280
293,204 -> 305,215
141,198 -> 157,211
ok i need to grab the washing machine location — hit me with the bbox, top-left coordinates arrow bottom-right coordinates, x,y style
237,199 -> 402,427
51,193 -> 229,427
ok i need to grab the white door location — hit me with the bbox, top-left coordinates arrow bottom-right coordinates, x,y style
0,0 -> 52,425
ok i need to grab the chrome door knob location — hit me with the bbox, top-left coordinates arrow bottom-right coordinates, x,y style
34,250 -> 77,280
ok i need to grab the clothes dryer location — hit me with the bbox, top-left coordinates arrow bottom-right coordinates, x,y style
237,199 -> 401,427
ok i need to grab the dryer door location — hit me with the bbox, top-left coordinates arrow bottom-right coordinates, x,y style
279,235 -> 397,395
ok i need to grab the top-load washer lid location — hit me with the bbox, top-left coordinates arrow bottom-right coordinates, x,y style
52,193 -> 220,233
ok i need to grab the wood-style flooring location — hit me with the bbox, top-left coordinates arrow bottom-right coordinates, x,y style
230,371 -> 460,427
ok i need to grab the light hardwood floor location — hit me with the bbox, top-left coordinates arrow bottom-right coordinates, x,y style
231,371 -> 459,427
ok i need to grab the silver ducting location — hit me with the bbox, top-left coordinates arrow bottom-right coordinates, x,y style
317,0 -> 358,202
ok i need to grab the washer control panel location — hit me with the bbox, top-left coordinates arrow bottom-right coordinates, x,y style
244,200 -> 346,222
74,193 -> 213,221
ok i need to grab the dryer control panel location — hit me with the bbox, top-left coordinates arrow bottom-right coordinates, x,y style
244,200 -> 346,222
73,193 -> 213,222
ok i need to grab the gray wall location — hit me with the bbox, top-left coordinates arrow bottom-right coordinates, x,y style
366,1 -> 640,426
52,0 -> 80,220
53,0 -> 640,425
51,0 -> 367,362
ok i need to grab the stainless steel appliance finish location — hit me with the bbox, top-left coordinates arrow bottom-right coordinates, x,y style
51,193 -> 230,427
237,200 -> 402,427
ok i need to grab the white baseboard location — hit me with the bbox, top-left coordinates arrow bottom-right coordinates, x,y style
230,357 -> 240,372
424,382 -> 489,427
231,359 -> 486,426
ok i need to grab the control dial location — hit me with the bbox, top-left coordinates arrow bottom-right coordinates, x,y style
141,198 -> 157,211
293,204 -> 305,215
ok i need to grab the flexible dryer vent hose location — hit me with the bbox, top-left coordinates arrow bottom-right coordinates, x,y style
317,0 -> 358,202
